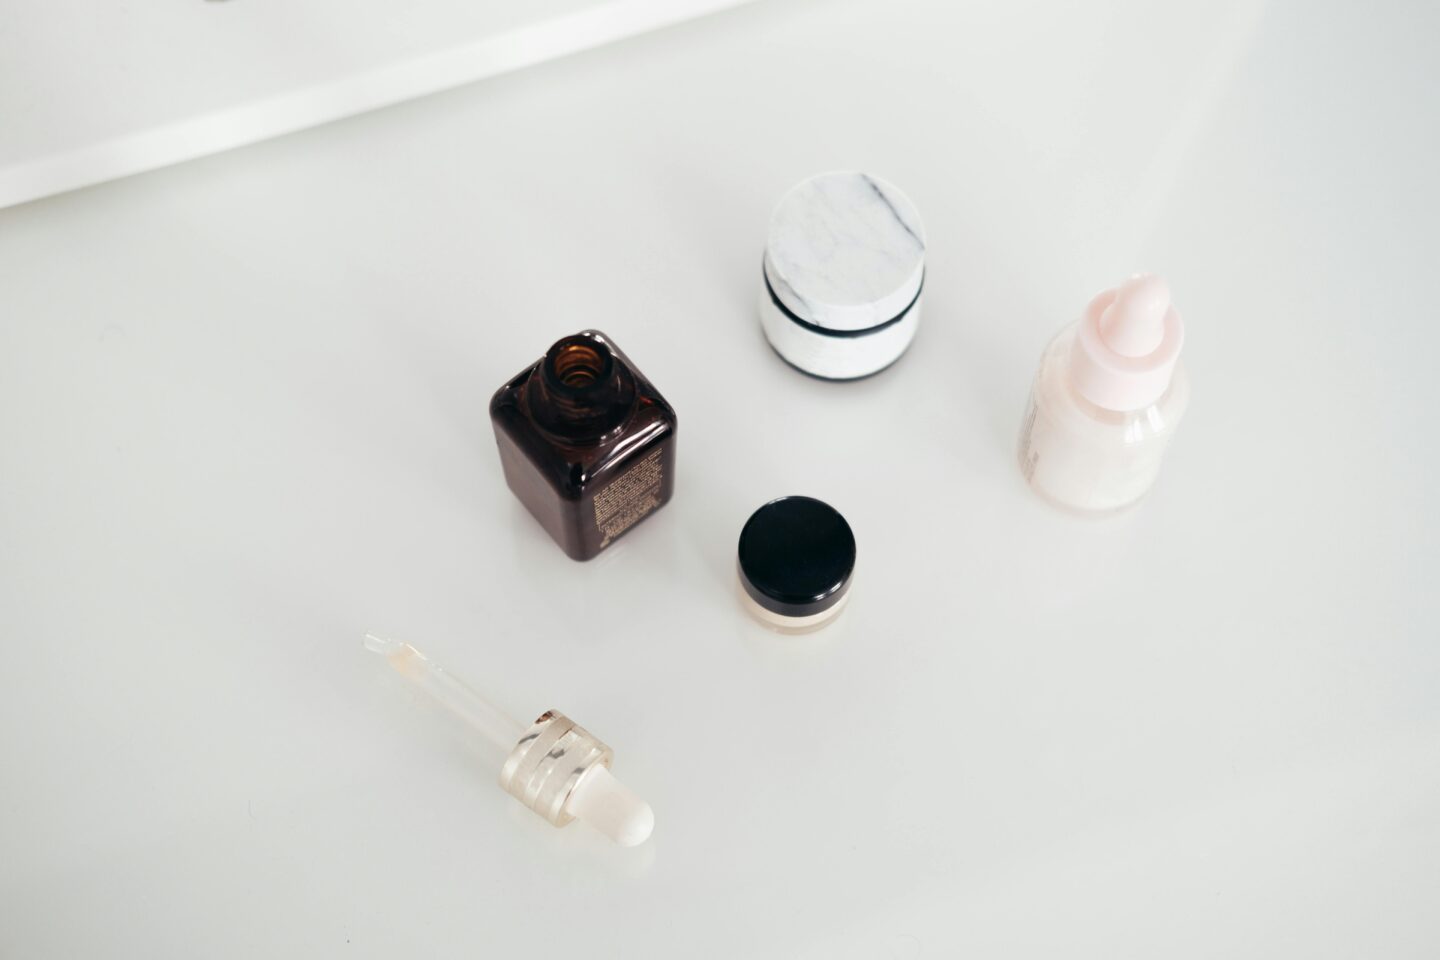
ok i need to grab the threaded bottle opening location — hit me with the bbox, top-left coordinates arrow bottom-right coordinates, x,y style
528,332 -> 636,440
545,337 -> 614,395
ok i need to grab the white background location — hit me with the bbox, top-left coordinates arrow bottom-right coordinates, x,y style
0,0 -> 758,206
2,0 -> 1437,956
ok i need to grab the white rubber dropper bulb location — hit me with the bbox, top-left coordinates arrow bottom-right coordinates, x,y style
1098,274 -> 1170,356
568,766 -> 656,847
364,634 -> 654,846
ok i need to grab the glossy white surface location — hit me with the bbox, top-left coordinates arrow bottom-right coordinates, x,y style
2,1 -> 1438,957
0,0 -> 757,208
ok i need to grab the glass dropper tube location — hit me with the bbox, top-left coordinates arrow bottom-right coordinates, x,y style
364,633 -> 522,764
364,633 -> 654,846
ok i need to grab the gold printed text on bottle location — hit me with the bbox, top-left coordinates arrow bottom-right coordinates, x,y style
593,448 -> 664,547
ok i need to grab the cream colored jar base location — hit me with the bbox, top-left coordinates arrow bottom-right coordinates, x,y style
738,582 -> 850,634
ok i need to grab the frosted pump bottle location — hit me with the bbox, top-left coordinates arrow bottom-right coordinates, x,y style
1019,274 -> 1189,512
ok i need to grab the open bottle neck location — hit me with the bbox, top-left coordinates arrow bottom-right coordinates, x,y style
525,332 -> 637,441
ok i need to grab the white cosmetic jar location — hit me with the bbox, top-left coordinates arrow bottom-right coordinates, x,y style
759,171 -> 927,380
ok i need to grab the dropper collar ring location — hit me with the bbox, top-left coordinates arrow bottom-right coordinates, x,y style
498,710 -> 613,827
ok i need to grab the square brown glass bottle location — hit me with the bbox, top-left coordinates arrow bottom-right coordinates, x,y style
489,330 -> 677,561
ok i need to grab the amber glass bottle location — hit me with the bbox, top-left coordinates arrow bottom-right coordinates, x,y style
489,330 -> 677,561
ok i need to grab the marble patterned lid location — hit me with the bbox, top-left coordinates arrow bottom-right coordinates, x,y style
763,171 -> 926,333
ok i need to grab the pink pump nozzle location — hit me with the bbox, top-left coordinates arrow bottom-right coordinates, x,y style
1100,275 -> 1170,356
1071,273 -> 1185,411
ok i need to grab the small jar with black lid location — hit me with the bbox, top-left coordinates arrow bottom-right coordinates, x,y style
760,171 -> 927,380
737,496 -> 856,632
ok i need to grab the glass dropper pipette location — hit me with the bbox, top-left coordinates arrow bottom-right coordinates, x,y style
364,634 -> 654,846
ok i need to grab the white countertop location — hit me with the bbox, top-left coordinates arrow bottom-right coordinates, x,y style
2,0 -> 1437,956
0,0 -> 755,207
